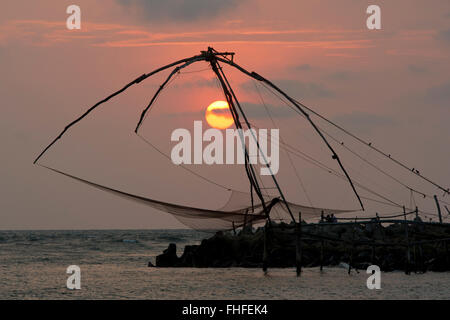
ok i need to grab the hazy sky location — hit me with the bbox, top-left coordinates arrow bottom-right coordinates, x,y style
1,0 -> 449,229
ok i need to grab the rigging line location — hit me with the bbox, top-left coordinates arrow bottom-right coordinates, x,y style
215,58 -> 295,222
259,81 -> 310,122
418,210 -> 440,218
253,128 -> 402,208
136,133 -> 233,192
338,211 -> 416,220
252,116 -> 450,207
360,196 -> 405,208
141,70 -> 181,124
319,126 -> 429,198
212,58 -> 363,212
322,127 -> 450,207
255,83 -> 370,180
259,79 -> 450,197
211,62 -> 268,208
218,58 -> 365,211
290,100 -> 450,196
34,53 -> 205,165
409,189 -> 413,211
250,180 -> 254,213
278,140 -> 404,208
135,57 -> 203,133
246,102 -> 445,208
244,121 -> 337,179
277,132 -> 397,212
356,146 -> 372,176
209,58 -> 269,221
254,165 -> 283,221
252,79 -> 315,209
255,129 -> 403,209
179,65 -> 212,74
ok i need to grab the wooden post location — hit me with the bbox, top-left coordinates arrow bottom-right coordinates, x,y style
444,240 -> 449,269
320,224 -> 324,272
371,242 -> 376,265
232,221 -> 236,236
263,221 -> 268,274
418,242 -> 425,273
404,206 -> 411,275
348,217 -> 356,275
243,210 -> 248,231
296,212 -> 302,277
434,195 -> 443,224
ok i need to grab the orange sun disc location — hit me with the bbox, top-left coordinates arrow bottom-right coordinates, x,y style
205,100 -> 234,129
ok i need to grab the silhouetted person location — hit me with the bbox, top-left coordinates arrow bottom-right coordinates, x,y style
330,213 -> 337,223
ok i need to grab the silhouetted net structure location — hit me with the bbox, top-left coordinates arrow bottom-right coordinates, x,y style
34,48 -> 450,230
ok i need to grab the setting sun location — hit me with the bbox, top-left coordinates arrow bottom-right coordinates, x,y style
205,100 -> 234,129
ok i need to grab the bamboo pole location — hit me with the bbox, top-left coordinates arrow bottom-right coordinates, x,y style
296,212 -> 302,276
371,241 -> 376,266
263,221 -> 268,274
348,217 -> 357,275
320,223 -> 324,272
434,195 -> 443,224
445,240 -> 449,269
418,242 -> 425,273
404,206 -> 411,275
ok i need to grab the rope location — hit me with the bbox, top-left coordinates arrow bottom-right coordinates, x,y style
252,79 -> 315,209
257,80 -> 449,202
137,133 -> 232,192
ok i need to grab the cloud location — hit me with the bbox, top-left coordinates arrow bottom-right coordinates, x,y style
327,71 -> 359,81
295,64 -> 311,71
424,82 -> 450,105
161,101 -> 293,120
172,77 -> 218,89
332,112 -> 396,134
436,28 -> 450,43
407,64 -> 429,74
241,79 -> 334,99
117,0 -> 240,22
240,102 -> 293,119
0,19 -> 376,49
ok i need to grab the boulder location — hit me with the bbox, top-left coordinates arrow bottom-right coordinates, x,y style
155,243 -> 179,267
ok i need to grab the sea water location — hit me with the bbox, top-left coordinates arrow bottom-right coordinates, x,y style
0,229 -> 449,299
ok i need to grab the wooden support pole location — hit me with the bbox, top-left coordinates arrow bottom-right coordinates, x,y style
404,206 -> 411,275
445,240 -> 449,269
371,242 -> 376,265
419,242 -> 425,273
348,217 -> 356,275
263,221 -> 268,274
243,209 -> 248,231
296,212 -> 302,277
320,224 -> 324,272
434,195 -> 443,224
